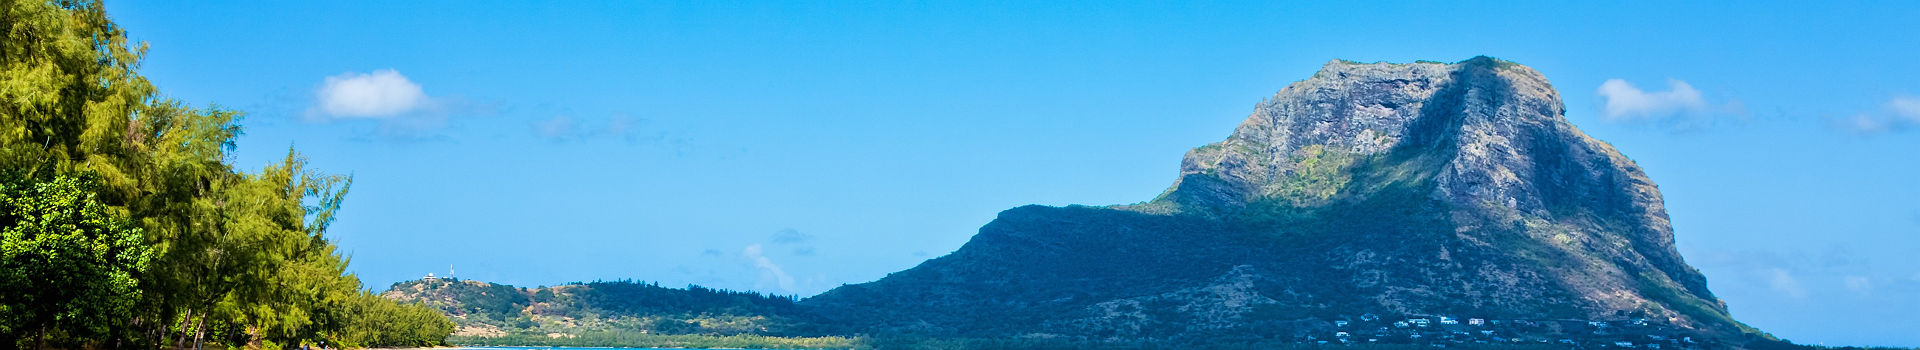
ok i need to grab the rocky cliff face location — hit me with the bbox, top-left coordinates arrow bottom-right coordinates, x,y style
802,57 -> 1754,343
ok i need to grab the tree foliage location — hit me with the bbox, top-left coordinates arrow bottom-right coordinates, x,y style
0,174 -> 150,348
0,0 -> 452,348
326,290 -> 456,348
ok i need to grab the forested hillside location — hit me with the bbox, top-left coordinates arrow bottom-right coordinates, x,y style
381,278 -> 833,340
0,1 -> 451,348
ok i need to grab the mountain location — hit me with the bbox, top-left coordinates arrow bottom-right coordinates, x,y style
800,57 -> 1763,346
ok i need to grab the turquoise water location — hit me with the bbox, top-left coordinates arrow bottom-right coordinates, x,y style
464,347 -> 796,350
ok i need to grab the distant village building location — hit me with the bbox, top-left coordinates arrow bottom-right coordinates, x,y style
1467,318 -> 1486,326
1439,316 -> 1459,324
1334,320 -> 1349,327
1360,313 -> 1380,321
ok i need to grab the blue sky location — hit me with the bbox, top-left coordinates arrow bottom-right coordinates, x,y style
107,1 -> 1917,346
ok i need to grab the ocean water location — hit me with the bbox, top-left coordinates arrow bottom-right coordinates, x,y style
461,347 -> 797,350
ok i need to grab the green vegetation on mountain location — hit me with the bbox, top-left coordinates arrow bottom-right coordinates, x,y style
450,331 -> 857,349
0,1 -> 451,348
383,278 -> 814,335
380,278 -> 845,347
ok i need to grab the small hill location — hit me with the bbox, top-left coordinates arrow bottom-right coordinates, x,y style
380,278 -> 827,338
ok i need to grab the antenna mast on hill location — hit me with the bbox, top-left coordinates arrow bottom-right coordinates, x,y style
450,264 -> 455,279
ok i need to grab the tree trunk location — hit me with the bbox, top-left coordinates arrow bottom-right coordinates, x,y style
176,308 -> 193,349
192,314 -> 206,350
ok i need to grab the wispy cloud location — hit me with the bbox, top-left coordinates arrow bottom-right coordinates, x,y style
770,228 -> 817,256
771,228 -> 813,244
1893,97 -> 1920,121
532,116 -> 580,139
1694,248 -> 1916,301
607,116 -> 639,136
1769,268 -> 1808,298
1842,96 -> 1920,134
530,115 -> 649,141
311,69 -> 432,119
743,244 -> 798,293
1845,276 -> 1873,295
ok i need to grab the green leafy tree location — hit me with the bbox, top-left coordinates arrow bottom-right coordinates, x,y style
0,174 -> 152,349
1,0 -> 453,348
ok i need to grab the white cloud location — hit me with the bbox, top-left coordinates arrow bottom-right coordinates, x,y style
313,69 -> 429,118
1596,79 -> 1710,121
1768,268 -> 1807,298
744,244 -> 797,293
